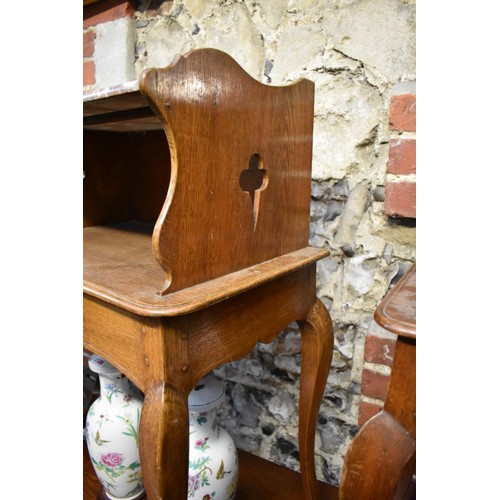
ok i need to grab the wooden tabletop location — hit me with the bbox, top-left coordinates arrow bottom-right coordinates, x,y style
374,262 -> 416,339
83,221 -> 329,317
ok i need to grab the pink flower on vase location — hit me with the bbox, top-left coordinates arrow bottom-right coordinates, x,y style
101,452 -> 124,468
195,439 -> 204,447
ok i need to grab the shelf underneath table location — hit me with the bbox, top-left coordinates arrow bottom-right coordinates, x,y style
83,443 -> 339,500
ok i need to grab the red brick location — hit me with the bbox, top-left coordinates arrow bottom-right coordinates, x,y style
389,94 -> 416,132
358,401 -> 383,426
84,0 -> 136,29
361,369 -> 390,401
83,30 -> 95,59
364,334 -> 396,366
384,182 -> 416,218
387,139 -> 416,175
84,60 -> 96,86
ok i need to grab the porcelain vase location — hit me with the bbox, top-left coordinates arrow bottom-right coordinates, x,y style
188,372 -> 239,500
85,354 -> 145,500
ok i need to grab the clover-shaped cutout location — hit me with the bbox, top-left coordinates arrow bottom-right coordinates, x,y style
239,153 -> 268,231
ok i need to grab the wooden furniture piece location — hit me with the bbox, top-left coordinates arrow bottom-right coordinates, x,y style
83,49 -> 333,500
339,262 -> 416,500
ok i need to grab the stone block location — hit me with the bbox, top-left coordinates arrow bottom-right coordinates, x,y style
333,183 -> 370,249
95,18 -> 136,88
311,74 -> 383,181
272,25 -> 325,83
259,0 -> 288,29
321,0 -> 416,81
183,0 -> 208,19
204,3 -> 264,80
144,18 -> 193,69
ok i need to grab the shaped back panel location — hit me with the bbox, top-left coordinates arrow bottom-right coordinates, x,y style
139,49 -> 315,294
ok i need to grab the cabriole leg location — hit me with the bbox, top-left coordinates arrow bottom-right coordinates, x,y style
139,382 -> 190,500
297,298 -> 334,500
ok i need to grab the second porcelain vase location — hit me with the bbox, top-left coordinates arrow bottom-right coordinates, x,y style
187,372 -> 239,500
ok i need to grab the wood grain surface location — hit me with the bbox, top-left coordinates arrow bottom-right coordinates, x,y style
83,48 -> 333,499
139,49 -> 316,294
339,263 -> 416,499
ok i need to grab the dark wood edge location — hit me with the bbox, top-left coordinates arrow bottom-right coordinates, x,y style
374,262 -> 416,338
84,247 -> 329,317
83,106 -> 157,127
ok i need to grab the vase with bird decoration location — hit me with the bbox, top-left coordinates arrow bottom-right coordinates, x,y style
187,372 -> 239,500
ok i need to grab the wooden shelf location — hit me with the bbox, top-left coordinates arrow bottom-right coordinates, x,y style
84,221 -> 329,317
374,262 -> 416,339
83,442 -> 339,500
83,81 -> 162,132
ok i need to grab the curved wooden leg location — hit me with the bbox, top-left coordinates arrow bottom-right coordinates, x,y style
139,382 -> 189,500
297,298 -> 334,500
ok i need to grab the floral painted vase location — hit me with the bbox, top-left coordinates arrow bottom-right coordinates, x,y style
85,354 -> 145,500
188,372 -> 239,499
